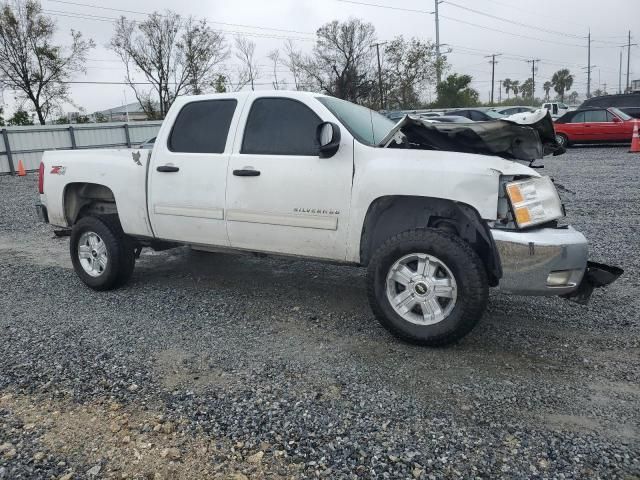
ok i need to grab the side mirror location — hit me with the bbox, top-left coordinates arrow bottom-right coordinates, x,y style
316,122 -> 341,158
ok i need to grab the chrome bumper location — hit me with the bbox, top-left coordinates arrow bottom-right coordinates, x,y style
491,226 -> 588,296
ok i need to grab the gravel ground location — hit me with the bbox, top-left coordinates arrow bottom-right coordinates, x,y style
0,146 -> 639,479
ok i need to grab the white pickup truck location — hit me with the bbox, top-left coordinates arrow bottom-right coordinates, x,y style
36,91 -> 621,346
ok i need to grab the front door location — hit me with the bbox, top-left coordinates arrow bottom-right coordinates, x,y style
148,97 -> 241,246
225,95 -> 353,261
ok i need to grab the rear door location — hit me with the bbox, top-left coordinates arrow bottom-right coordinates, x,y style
225,94 -> 354,261
148,97 -> 242,245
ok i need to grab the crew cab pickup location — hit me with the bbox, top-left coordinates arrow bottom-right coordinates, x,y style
36,91 -> 621,346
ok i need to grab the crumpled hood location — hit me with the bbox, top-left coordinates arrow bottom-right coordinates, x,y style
379,109 -> 564,161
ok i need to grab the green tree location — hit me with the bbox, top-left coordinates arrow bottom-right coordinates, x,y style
0,0 -> 94,124
383,35 -> 439,109
94,112 -> 109,123
521,78 -> 534,99
551,69 -> 574,102
213,74 -> 227,92
511,80 -> 520,98
503,78 -> 513,99
75,114 -> 90,123
433,73 -> 479,108
566,91 -> 580,105
543,81 -> 552,101
54,116 -> 69,124
7,109 -> 33,126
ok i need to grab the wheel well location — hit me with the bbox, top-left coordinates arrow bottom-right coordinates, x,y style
360,196 -> 502,286
64,183 -> 118,225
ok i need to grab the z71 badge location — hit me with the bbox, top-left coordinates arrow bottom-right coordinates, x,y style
50,166 -> 66,175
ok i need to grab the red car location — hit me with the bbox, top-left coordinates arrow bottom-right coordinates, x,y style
553,107 -> 636,147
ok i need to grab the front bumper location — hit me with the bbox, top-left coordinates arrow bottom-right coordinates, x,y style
491,226 -> 589,296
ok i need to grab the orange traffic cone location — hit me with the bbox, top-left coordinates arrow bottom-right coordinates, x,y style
16,159 -> 26,176
630,120 -> 640,153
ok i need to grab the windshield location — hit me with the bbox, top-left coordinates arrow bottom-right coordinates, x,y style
610,107 -> 632,121
484,110 -> 505,119
317,97 -> 395,146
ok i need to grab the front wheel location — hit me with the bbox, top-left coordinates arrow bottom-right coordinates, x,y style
555,133 -> 569,148
70,215 -> 135,290
367,229 -> 489,346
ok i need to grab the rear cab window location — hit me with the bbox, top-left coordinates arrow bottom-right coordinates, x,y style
169,99 -> 237,153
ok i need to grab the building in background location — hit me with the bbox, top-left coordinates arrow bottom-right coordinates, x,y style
94,102 -> 148,122
632,80 -> 640,93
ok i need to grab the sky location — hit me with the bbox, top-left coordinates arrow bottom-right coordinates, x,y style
1,0 -> 639,116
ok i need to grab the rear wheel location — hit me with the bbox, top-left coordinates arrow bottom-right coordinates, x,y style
70,215 -> 135,290
555,133 -> 569,148
367,229 -> 488,346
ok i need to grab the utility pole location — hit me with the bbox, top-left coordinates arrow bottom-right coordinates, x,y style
619,49 -> 623,94
626,30 -> 637,93
485,53 -> 501,105
526,59 -> 540,100
434,0 -> 443,84
498,79 -> 503,103
587,30 -> 591,98
371,42 -> 387,110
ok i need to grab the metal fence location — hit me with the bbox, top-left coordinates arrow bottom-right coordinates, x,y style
0,121 -> 162,174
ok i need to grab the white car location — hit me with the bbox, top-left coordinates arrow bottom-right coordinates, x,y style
542,102 -> 570,119
36,91 -> 621,346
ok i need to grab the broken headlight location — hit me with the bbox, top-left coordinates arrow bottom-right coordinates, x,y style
505,176 -> 564,228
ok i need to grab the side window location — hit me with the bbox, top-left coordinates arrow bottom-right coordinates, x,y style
583,110 -> 608,122
470,111 -> 486,121
553,105 -> 558,114
242,98 -> 321,155
606,111 -> 616,122
168,99 -> 237,153
570,112 -> 585,123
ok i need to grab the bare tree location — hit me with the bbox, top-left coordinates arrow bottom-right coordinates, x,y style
110,11 -> 228,119
0,0 -> 94,124
282,40 -> 304,90
234,37 -> 259,91
183,17 -> 228,95
300,19 -> 376,103
267,49 -> 280,89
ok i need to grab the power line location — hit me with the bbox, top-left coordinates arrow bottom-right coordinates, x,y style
46,0 -> 316,36
443,0 -> 585,40
44,9 -> 315,42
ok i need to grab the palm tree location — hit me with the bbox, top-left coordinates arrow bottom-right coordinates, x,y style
521,78 -> 534,99
511,80 -> 520,98
503,78 -> 513,99
551,69 -> 574,102
543,81 -> 552,101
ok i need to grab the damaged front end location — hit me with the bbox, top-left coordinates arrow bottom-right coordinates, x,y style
562,262 -> 624,305
380,110 -> 565,161
378,110 -> 623,303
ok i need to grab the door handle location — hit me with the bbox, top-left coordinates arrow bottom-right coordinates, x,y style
233,169 -> 260,177
157,165 -> 180,172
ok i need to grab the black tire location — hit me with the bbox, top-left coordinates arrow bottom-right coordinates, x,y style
70,215 -> 135,290
555,133 -> 569,148
367,228 -> 488,346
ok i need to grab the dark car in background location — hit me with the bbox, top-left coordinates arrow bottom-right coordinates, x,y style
553,107 -> 636,147
579,93 -> 640,119
429,115 -> 472,123
444,108 -> 505,121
